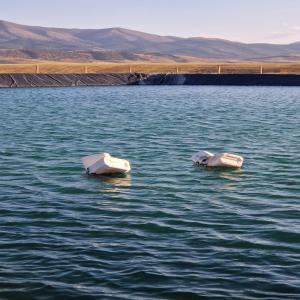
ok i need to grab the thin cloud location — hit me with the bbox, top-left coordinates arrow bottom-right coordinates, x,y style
266,24 -> 300,43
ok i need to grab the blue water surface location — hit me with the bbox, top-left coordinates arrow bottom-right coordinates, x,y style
0,86 -> 300,299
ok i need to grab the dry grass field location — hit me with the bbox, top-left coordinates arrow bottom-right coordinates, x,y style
1,62 -> 300,74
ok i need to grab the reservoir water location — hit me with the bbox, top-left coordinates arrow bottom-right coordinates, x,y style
0,86 -> 299,299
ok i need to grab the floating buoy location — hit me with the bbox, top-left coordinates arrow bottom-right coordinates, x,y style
82,153 -> 131,175
192,151 -> 244,168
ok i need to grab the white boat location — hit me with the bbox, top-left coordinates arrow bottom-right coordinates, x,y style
192,150 -> 244,168
81,153 -> 131,175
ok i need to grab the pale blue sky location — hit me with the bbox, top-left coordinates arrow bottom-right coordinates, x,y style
1,0 -> 300,44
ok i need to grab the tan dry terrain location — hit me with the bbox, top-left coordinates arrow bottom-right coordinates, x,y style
1,62 -> 300,74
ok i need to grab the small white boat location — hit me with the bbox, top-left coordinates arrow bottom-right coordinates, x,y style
81,153 -> 131,175
192,150 -> 243,168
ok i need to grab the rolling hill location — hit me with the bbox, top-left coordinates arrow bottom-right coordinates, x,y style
0,20 -> 300,63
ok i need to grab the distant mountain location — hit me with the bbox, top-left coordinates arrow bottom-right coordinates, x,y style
0,20 -> 300,62
0,49 -> 185,64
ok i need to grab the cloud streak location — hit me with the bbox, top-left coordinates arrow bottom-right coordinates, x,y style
267,24 -> 300,43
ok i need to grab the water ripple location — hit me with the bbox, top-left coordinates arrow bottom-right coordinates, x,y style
0,86 -> 300,299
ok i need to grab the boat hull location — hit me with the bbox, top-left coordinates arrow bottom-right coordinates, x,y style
192,151 -> 244,168
207,153 -> 243,168
82,153 -> 131,175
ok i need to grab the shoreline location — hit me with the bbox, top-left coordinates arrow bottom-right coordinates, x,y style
1,73 -> 300,88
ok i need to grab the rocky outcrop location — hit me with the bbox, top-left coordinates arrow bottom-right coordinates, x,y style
1,73 -> 300,88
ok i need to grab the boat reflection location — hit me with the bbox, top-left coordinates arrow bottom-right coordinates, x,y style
193,165 -> 244,190
98,174 -> 132,187
86,173 -> 132,193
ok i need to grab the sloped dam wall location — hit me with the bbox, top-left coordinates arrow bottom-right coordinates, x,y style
1,73 -> 300,88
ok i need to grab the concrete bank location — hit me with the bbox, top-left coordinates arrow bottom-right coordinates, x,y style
1,73 -> 300,88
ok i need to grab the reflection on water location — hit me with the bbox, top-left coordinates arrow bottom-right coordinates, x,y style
194,164 -> 243,179
88,173 -> 132,193
100,174 -> 131,186
217,169 -> 243,181
194,164 -> 244,191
